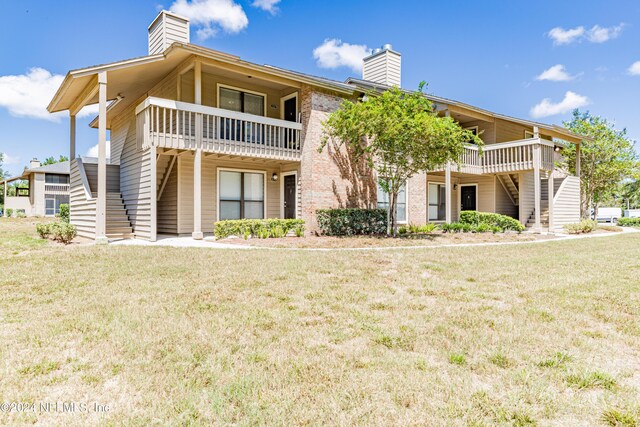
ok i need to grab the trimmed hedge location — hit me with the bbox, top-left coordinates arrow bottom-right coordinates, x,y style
459,210 -> 525,232
618,217 -> 640,227
214,219 -> 304,239
36,221 -> 77,244
316,208 -> 387,236
441,222 -> 502,234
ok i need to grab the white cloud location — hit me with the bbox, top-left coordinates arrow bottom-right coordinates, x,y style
169,0 -> 248,40
586,24 -> 625,43
252,0 -> 280,14
0,68 -> 63,121
628,61 -> 640,76
548,26 -> 585,45
86,141 -> 111,159
313,39 -> 370,72
0,68 -> 100,122
2,153 -> 20,165
530,91 -> 590,118
536,64 -> 578,82
547,23 -> 624,45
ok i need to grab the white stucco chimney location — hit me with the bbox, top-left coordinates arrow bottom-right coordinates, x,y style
29,158 -> 41,169
362,44 -> 401,87
148,10 -> 190,55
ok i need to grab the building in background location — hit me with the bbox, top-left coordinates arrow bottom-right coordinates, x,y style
2,159 -> 70,217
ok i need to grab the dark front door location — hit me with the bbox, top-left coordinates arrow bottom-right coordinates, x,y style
461,185 -> 477,212
284,174 -> 296,219
283,96 -> 297,122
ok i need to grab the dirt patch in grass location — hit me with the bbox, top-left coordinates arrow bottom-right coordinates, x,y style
220,231 -> 556,248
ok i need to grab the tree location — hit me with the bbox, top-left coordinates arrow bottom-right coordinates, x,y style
321,83 -> 482,235
561,110 -> 638,219
41,155 -> 69,166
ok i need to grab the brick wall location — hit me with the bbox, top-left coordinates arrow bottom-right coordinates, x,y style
299,86 -> 376,232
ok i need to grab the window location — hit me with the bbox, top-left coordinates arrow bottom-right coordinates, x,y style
377,182 -> 407,223
218,86 -> 266,144
428,183 -> 447,221
218,170 -> 265,220
45,174 -> 69,184
219,87 -> 265,116
45,195 -> 69,216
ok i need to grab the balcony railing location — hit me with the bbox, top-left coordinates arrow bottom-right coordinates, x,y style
135,97 -> 303,161
436,138 -> 556,174
44,183 -> 70,194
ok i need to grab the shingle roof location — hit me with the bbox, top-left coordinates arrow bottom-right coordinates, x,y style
24,161 -> 70,175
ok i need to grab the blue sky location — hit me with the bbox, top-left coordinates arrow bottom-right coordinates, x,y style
1,0 -> 639,177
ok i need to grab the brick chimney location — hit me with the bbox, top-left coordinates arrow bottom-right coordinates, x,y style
362,44 -> 401,87
148,10 -> 190,55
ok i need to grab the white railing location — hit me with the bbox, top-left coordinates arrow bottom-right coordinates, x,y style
434,138 -> 556,174
135,97 -> 303,161
44,184 -> 70,194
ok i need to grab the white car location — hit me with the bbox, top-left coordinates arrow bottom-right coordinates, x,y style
592,207 -> 622,223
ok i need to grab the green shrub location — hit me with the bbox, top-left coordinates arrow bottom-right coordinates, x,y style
294,223 -> 305,237
460,210 -> 525,232
36,223 -> 52,239
58,204 -> 70,223
407,223 -> 438,234
214,218 -> 305,239
316,208 -> 387,236
270,225 -> 286,238
6,208 -> 13,218
50,222 -> 77,244
16,210 -> 26,218
618,217 -> 640,227
563,219 -> 597,234
398,225 -> 408,235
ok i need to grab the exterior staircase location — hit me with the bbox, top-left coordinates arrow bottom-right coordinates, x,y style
524,177 -> 565,231
497,174 -> 520,206
156,154 -> 176,198
91,192 -> 134,240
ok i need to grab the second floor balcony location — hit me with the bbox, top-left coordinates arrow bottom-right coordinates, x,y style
136,97 -> 303,161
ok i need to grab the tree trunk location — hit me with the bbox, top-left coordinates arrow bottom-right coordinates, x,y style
593,201 -> 600,223
390,191 -> 398,236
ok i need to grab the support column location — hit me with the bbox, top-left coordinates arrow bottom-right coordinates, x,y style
192,149 -> 203,240
95,71 -> 108,244
575,142 -> 581,179
150,146 -> 157,242
548,173 -> 554,233
70,114 -> 76,160
533,144 -> 541,232
445,163 -> 452,223
194,61 -> 202,105
2,181 -> 6,217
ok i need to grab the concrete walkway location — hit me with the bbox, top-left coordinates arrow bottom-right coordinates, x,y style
110,227 -> 639,251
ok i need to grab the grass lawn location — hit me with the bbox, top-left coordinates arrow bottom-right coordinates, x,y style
0,218 -> 639,426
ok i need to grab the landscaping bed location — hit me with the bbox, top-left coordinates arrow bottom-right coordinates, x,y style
220,231 -> 556,248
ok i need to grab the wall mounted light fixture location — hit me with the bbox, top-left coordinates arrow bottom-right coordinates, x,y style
271,173 -> 279,182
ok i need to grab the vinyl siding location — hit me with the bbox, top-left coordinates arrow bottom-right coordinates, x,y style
518,171 -> 535,225
495,178 -> 518,218
157,159 -> 178,234
118,112 -> 153,240
69,159 -> 97,239
552,176 -> 580,231
177,156 -> 285,234
462,120 -> 496,145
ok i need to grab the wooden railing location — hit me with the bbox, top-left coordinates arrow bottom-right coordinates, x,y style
434,138 -> 555,174
135,97 -> 303,161
44,184 -> 70,194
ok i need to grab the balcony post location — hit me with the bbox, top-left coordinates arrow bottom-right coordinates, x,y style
445,162 -> 452,223
548,173 -> 555,232
192,149 -> 203,240
70,114 -> 76,160
2,180 -> 6,217
150,145 -> 157,242
575,142 -> 581,179
95,71 -> 108,244
533,143 -> 541,232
